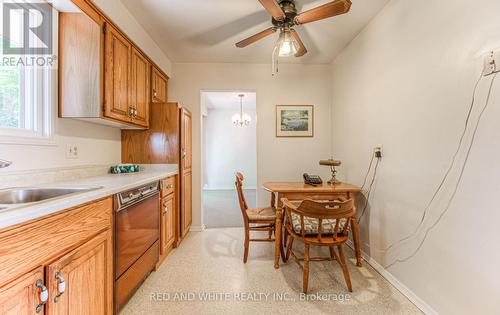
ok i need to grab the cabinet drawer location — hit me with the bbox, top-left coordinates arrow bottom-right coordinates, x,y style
161,176 -> 176,197
0,197 -> 112,287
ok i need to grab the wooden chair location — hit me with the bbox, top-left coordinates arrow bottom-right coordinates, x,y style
282,197 -> 355,293
235,172 -> 276,263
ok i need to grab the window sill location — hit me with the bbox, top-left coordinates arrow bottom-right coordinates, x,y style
0,134 -> 57,147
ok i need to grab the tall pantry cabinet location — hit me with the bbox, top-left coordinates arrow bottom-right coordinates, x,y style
122,103 -> 193,244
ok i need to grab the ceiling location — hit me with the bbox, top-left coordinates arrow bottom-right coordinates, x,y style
202,92 -> 257,111
121,0 -> 389,64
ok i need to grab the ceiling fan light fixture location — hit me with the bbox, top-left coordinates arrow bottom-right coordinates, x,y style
276,28 -> 298,57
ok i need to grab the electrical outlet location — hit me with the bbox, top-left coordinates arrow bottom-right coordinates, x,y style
483,49 -> 500,76
66,144 -> 79,159
374,145 -> 383,158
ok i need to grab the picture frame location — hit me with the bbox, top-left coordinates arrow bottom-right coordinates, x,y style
276,105 -> 314,137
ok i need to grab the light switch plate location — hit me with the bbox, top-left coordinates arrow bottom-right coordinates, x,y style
66,144 -> 78,159
483,50 -> 500,76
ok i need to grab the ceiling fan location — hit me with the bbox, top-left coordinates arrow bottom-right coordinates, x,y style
235,0 -> 352,58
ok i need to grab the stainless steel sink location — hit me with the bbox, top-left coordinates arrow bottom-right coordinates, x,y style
0,187 -> 102,205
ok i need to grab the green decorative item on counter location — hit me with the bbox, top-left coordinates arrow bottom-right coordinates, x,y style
110,164 -> 141,174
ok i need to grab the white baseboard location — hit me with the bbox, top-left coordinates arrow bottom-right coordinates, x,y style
203,187 -> 257,191
190,225 -> 206,232
346,240 -> 438,315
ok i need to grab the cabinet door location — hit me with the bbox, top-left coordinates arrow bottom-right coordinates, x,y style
130,47 -> 150,128
151,67 -> 167,103
181,109 -> 192,172
181,171 -> 192,238
180,108 -> 192,238
161,195 -> 175,255
46,230 -> 113,315
0,267 -> 45,315
104,23 -> 131,124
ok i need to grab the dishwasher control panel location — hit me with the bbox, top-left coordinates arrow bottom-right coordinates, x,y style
115,181 -> 159,212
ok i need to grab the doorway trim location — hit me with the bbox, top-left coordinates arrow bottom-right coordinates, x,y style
199,89 -> 258,229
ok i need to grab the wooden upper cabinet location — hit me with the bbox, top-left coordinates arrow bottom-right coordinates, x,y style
59,0 -> 165,129
46,230 -> 113,315
58,10 -> 103,120
0,267 -> 45,315
130,47 -> 150,128
104,23 -> 132,124
151,67 -> 168,103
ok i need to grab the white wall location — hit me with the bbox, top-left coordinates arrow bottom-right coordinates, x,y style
170,63 -> 333,229
0,119 -> 121,173
331,0 -> 500,314
204,108 -> 257,189
0,0 -> 173,174
94,0 -> 172,76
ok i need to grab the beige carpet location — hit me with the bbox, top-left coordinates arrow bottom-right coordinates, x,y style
203,189 -> 256,228
121,228 -> 422,315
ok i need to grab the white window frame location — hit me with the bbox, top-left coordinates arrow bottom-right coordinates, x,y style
0,3 -> 57,146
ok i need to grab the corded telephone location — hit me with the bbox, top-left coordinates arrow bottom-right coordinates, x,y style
303,173 -> 323,186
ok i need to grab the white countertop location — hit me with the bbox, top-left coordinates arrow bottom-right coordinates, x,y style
0,164 -> 178,229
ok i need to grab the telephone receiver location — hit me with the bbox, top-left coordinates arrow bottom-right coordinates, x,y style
303,173 -> 323,186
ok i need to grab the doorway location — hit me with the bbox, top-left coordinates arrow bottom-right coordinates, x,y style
201,91 -> 257,228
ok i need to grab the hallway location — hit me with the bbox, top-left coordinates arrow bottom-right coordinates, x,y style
203,189 -> 256,228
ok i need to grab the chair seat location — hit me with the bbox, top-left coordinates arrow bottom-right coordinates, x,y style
291,213 -> 348,236
246,207 -> 276,221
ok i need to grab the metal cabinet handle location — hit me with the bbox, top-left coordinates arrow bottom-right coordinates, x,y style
53,272 -> 66,303
153,89 -> 157,98
182,149 -> 186,158
128,107 -> 138,119
166,184 -> 173,189
35,279 -> 48,313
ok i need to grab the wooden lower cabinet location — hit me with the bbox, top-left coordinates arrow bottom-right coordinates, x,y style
157,175 -> 179,268
0,267 -> 44,315
0,198 -> 113,315
160,195 -> 175,255
46,230 -> 113,315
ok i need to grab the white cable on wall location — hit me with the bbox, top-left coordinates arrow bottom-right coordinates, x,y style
354,71 -> 499,269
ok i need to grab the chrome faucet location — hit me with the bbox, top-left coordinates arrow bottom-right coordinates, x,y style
0,159 -> 12,168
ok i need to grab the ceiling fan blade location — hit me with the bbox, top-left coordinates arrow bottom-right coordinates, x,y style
290,29 -> 307,57
294,0 -> 352,25
258,0 -> 286,21
235,27 -> 277,48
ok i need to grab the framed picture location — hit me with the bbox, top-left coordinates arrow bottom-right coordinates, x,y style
276,105 -> 314,137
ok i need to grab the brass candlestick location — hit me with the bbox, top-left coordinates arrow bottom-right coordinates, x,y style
320,159 -> 342,185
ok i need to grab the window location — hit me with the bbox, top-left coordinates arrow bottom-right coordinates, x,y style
0,2 -> 56,144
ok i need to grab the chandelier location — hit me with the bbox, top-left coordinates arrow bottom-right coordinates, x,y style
232,94 -> 251,127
